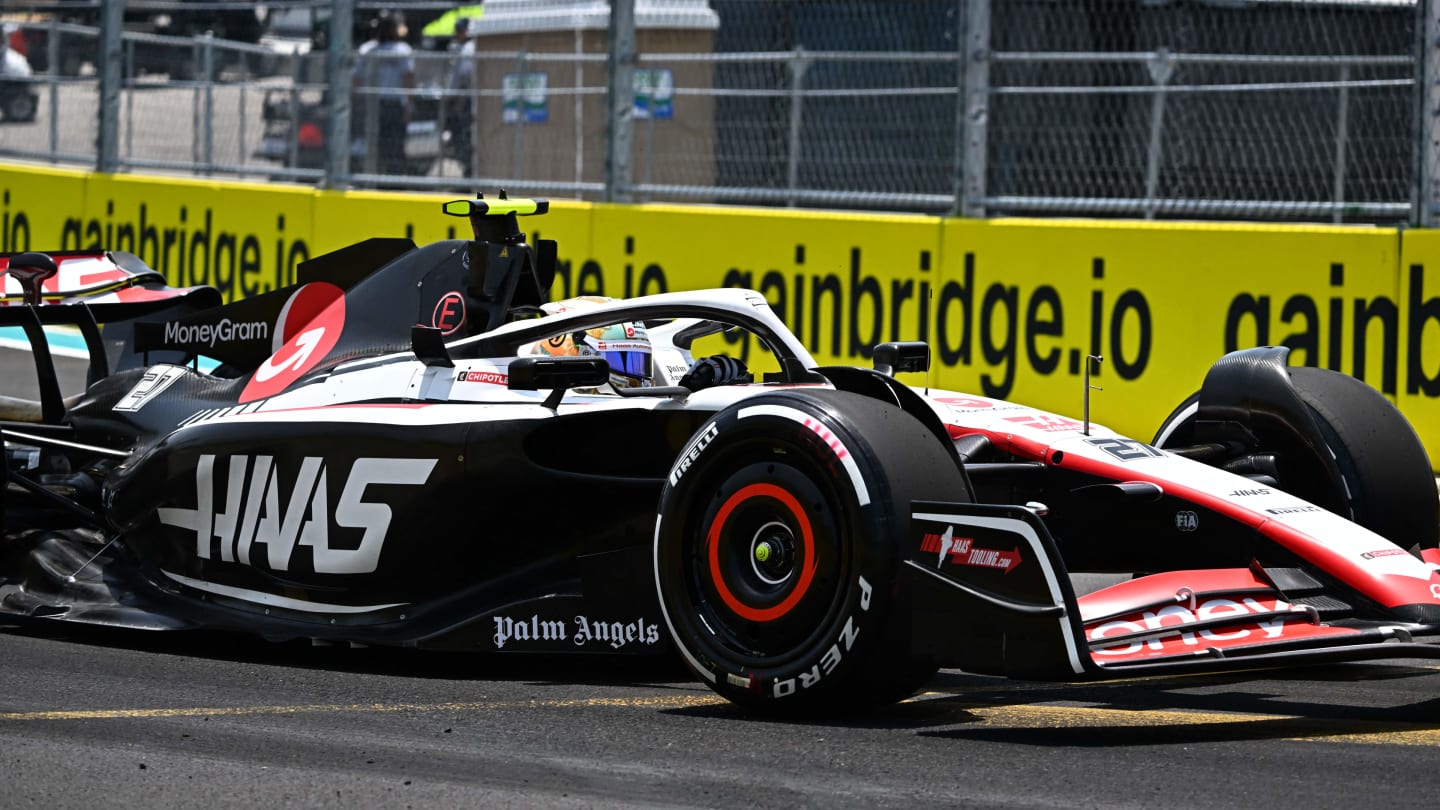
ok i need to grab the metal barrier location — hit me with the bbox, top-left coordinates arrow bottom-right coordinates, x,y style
0,0 -> 1429,224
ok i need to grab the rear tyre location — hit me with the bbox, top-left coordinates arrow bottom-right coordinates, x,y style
654,390 -> 972,715
1154,366 -> 1438,550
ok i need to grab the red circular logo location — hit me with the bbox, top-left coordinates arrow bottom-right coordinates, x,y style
239,282 -> 346,403
432,291 -> 467,336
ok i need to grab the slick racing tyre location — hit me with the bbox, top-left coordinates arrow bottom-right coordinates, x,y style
1154,366 -> 1439,551
654,389 -> 972,715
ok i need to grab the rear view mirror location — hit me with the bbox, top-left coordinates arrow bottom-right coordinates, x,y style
507,356 -> 610,391
508,355 -> 611,408
872,341 -> 930,376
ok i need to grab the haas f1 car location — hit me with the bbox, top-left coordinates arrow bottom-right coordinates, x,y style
2,196 -> 1440,714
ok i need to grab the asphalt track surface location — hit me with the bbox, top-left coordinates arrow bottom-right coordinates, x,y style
5,353 -> 1440,808
5,627 -> 1440,809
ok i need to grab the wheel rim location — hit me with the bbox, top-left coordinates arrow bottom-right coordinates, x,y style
686,458 -> 848,661
706,482 -> 818,622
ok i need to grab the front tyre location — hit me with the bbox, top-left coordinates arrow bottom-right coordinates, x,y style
1286,367 -> 1438,550
1154,366 -> 1438,551
654,390 -> 971,714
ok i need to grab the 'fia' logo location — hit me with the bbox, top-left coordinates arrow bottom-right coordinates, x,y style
1175,511 -> 1199,532
158,454 -> 436,574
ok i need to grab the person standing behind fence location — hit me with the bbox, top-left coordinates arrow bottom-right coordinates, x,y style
354,13 -> 416,175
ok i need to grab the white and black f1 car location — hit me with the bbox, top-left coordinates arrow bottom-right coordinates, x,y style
3,196 -> 1440,714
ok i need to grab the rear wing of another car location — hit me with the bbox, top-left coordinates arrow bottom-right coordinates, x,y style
0,250 -> 220,423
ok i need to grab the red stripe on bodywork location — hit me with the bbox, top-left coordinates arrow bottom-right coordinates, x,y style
1087,611 -> 1358,662
1076,568 -> 1275,623
951,425 -> 1440,610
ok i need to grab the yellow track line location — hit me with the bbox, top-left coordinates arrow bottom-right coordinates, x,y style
912,698 -> 1440,747
4,693 -> 1439,746
0,694 -> 726,722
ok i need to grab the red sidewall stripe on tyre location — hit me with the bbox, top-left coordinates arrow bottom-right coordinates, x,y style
707,482 -> 817,622
737,404 -> 871,506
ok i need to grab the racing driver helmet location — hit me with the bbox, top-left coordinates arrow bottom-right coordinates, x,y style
579,320 -> 652,390
524,297 -> 653,390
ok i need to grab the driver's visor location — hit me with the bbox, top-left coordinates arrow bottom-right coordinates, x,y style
603,349 -> 650,379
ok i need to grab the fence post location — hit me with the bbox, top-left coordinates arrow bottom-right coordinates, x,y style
123,40 -> 134,162
960,0 -> 990,218
949,0 -> 966,216
1333,64 -> 1350,224
785,48 -> 810,206
96,1 -> 124,173
324,0 -> 355,190
1422,0 -> 1440,227
513,51 -> 529,179
606,0 -> 637,202
1144,47 -> 1175,220
641,69 -> 658,200
361,57 -> 378,175
45,16 -> 60,158
200,33 -> 215,175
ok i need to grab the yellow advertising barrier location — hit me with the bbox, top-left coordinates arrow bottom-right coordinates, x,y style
4,166 -> 321,300
938,218 -> 1402,441
1,162 -> 1435,461
1,163 -> 88,255
1398,229 -> 1440,455
578,203 -> 941,372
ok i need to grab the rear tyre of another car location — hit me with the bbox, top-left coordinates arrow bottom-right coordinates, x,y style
654,389 -> 971,715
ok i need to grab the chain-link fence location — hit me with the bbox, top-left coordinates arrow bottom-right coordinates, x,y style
0,0 -> 1430,224
982,0 -> 1418,222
